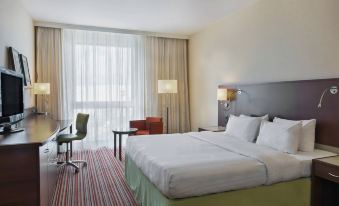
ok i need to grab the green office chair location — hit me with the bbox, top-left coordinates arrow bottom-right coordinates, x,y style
57,113 -> 89,173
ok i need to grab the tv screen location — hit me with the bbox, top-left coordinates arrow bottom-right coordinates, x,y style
1,73 -> 23,117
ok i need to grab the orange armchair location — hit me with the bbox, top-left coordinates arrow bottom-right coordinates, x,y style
129,117 -> 163,135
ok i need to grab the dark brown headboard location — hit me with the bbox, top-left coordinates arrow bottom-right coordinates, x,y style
218,78 -> 339,148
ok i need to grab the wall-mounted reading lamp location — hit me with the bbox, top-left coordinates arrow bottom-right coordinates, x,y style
318,86 -> 338,108
217,88 -> 230,110
217,88 -> 244,110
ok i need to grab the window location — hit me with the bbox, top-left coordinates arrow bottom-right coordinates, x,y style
62,29 -> 145,147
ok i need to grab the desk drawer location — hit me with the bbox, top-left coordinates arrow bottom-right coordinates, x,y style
314,161 -> 339,184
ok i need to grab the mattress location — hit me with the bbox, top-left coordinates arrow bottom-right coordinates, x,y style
125,131 -> 335,199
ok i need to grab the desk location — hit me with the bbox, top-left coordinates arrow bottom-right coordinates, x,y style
0,114 -> 72,206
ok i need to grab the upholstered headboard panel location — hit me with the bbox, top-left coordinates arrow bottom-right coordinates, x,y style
218,78 -> 339,148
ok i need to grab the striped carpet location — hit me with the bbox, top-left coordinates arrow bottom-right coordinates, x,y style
51,147 -> 138,206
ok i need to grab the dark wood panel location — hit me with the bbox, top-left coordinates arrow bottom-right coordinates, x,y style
218,78 -> 339,148
314,161 -> 339,184
0,181 -> 39,206
0,146 -> 38,183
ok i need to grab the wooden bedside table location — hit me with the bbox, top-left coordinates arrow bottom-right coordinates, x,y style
198,126 -> 225,132
311,156 -> 339,206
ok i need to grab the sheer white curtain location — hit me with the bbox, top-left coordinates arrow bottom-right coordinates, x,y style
61,29 -> 145,148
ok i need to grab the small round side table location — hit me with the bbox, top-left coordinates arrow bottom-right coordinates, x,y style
112,128 -> 138,161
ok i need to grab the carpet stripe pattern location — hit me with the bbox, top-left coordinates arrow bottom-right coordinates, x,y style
51,147 -> 138,206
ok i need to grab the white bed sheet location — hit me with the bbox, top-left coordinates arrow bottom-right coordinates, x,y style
126,131 -> 324,199
289,149 -> 336,177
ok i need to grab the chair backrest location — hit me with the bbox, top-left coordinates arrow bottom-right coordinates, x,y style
146,117 -> 162,129
76,113 -> 90,134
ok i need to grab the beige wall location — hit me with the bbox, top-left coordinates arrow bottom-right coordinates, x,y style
0,0 -> 34,108
189,0 -> 339,131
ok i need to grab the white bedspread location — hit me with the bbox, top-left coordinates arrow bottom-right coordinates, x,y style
125,131 -> 318,199
188,132 -> 302,185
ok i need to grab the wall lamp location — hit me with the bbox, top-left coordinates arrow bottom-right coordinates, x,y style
217,88 -> 244,110
318,86 -> 338,108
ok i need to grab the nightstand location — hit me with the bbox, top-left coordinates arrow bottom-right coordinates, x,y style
311,156 -> 339,206
198,126 -> 225,132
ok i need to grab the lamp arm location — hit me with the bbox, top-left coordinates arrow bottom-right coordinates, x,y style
318,86 -> 338,108
318,88 -> 329,108
222,98 -> 231,111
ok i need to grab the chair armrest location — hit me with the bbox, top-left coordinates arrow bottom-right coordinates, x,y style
130,120 -> 146,130
149,122 -> 163,134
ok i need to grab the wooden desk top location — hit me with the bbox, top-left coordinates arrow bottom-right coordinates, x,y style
0,115 -> 72,147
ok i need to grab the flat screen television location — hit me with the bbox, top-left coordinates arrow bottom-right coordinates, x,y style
0,67 -> 24,133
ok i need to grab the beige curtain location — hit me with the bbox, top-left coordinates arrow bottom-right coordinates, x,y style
145,37 -> 191,133
35,27 -> 63,119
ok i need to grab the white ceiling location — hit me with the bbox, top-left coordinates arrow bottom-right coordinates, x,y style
21,0 -> 257,36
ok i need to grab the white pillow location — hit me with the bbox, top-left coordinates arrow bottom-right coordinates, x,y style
239,114 -> 269,138
256,121 -> 302,154
273,117 -> 316,152
240,114 -> 269,121
225,115 -> 261,142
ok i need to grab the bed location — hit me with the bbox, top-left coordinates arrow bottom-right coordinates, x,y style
125,131 -> 334,206
125,78 -> 339,206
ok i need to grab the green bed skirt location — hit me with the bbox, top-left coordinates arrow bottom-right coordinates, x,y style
125,155 -> 311,206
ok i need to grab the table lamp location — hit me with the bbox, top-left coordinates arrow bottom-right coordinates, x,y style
33,83 -> 50,115
158,80 -> 177,134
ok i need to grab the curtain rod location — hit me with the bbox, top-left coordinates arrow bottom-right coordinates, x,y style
34,21 -> 190,40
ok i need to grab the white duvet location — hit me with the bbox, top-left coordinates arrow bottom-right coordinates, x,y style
125,131 -> 326,199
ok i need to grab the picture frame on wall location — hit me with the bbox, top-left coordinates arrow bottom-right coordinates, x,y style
19,54 -> 31,86
9,47 -> 22,73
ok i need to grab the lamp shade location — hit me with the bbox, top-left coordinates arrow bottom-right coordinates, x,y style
33,83 -> 50,95
158,80 -> 177,94
217,88 -> 228,100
